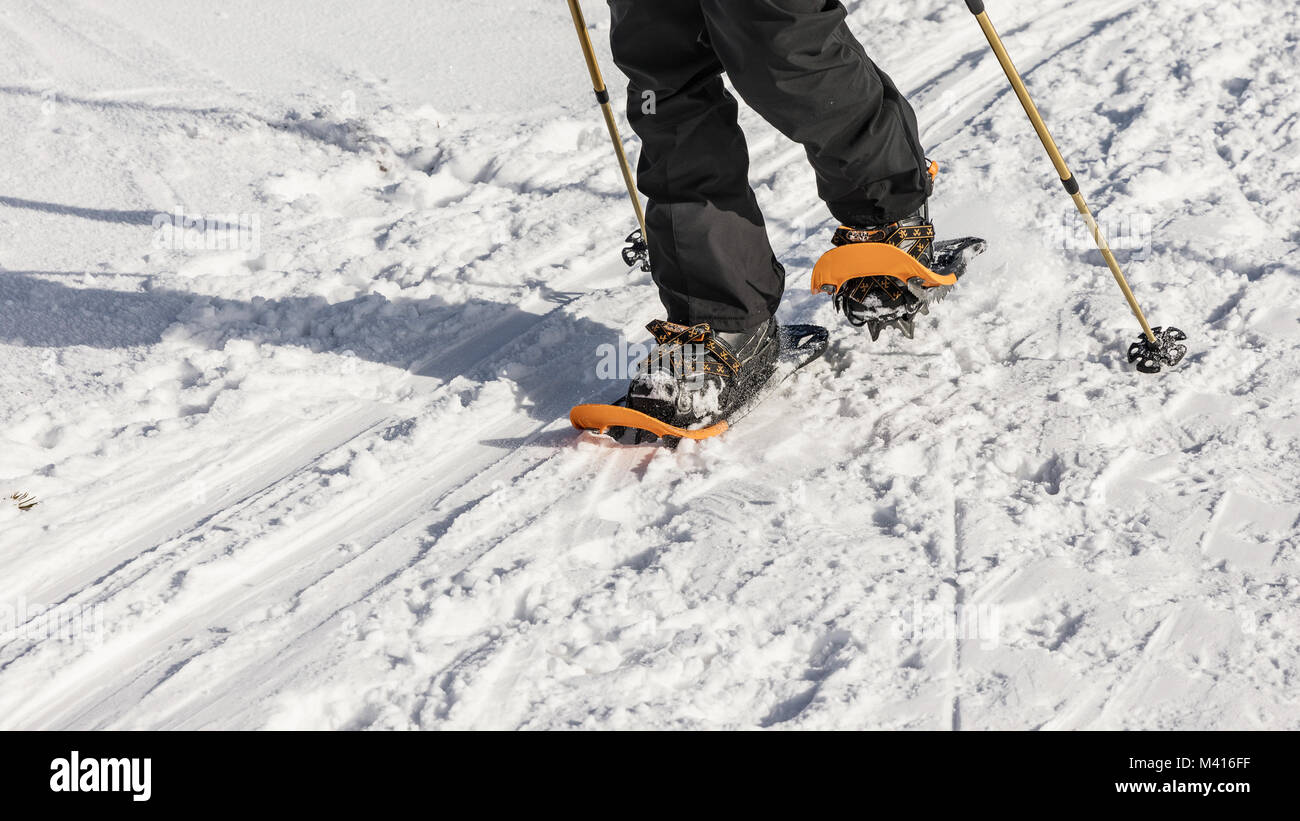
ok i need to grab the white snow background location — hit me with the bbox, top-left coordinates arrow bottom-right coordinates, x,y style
0,0 -> 1297,729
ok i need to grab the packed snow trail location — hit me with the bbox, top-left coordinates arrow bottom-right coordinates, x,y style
1,0 -> 1298,729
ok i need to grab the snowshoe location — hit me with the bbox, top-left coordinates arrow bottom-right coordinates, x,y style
813,203 -> 986,341
571,319 -> 828,445
813,162 -> 986,340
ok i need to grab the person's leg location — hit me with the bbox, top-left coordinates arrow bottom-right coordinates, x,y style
608,0 -> 785,332
699,0 -> 931,227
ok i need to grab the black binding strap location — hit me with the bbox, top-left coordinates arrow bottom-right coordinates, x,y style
645,320 -> 741,377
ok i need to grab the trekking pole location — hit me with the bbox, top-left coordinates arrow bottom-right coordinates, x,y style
962,0 -> 1186,373
564,0 -> 650,271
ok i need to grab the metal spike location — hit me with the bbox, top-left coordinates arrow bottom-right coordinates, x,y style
898,318 -> 915,339
868,321 -> 883,342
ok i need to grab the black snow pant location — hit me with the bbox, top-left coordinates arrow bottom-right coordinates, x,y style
608,0 -> 931,332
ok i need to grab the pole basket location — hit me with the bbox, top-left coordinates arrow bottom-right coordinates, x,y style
1127,326 -> 1188,374
622,229 -> 650,272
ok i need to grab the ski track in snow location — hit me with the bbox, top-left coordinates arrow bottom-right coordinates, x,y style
1,0 -> 1298,729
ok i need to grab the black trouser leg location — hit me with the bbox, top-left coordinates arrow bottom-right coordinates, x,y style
609,0 -> 784,333
607,0 -> 930,331
699,0 -> 931,226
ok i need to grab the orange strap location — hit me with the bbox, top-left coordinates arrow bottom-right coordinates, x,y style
570,404 -> 728,440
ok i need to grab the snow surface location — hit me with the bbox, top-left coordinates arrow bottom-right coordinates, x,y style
1,0 -> 1298,729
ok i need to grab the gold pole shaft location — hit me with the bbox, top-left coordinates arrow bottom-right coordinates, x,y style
565,0 -> 647,241
972,9 -> 1156,343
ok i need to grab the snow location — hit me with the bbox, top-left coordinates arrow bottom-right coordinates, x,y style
1,0 -> 1298,729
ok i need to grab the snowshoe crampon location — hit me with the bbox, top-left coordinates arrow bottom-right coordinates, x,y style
813,237 -> 986,340
570,323 -> 829,446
